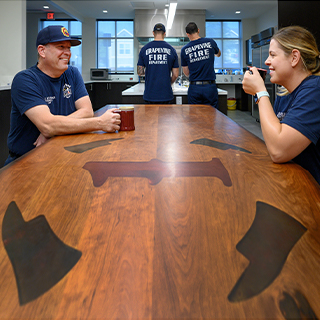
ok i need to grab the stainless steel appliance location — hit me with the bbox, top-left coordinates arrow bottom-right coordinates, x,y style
90,68 -> 110,80
251,28 -> 276,121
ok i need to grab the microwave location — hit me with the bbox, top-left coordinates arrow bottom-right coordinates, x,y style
90,68 -> 110,80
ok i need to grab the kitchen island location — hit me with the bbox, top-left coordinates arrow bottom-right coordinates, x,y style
0,104 -> 320,319
122,83 -> 228,114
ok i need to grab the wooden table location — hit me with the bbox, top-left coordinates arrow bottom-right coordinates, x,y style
0,105 -> 320,319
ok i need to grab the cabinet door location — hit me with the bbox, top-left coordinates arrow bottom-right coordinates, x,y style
85,83 -> 95,109
0,90 -> 11,167
89,82 -> 138,110
93,83 -> 112,110
107,82 -> 138,104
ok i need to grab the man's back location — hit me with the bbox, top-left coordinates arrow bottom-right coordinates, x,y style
138,40 -> 179,102
181,37 -> 219,82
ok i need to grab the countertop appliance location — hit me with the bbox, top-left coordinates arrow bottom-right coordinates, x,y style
251,27 -> 276,121
90,68 -> 110,80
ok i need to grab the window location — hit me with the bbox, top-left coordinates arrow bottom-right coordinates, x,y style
97,20 -> 134,73
40,20 -> 82,73
206,21 -> 241,70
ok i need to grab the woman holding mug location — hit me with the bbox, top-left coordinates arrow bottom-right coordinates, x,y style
243,26 -> 320,184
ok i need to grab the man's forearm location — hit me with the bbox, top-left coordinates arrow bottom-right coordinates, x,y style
67,107 -> 94,119
40,115 -> 103,138
69,95 -> 94,119
25,105 -> 120,139
137,65 -> 145,76
171,68 -> 179,84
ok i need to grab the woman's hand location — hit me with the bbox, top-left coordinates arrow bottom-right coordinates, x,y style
242,67 -> 267,96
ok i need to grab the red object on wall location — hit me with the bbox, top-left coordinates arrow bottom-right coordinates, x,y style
46,12 -> 54,20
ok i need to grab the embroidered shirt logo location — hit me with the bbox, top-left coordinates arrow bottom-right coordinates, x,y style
276,112 -> 286,121
63,84 -> 72,98
45,96 -> 55,105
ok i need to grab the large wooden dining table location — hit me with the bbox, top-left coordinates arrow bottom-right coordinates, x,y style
0,104 -> 320,319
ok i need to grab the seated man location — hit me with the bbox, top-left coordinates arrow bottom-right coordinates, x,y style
6,25 -> 120,165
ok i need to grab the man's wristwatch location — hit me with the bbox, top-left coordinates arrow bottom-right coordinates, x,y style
254,91 -> 270,104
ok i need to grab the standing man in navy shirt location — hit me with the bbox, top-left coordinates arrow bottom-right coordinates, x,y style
137,23 -> 179,104
181,22 -> 221,108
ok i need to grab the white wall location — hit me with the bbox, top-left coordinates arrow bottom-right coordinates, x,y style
256,5 -> 278,33
82,18 -> 96,82
0,0 -> 26,86
27,13 -> 40,68
242,18 -> 257,67
241,8 -> 278,68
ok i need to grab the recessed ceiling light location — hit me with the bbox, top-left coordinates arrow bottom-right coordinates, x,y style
103,10 -> 108,13
235,11 -> 241,14
165,4 -> 169,7
43,5 -> 49,9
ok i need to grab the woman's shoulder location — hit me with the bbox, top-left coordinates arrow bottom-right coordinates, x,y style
303,75 -> 320,86
293,75 -> 320,96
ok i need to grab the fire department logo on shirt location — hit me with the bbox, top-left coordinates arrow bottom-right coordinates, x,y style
63,84 -> 72,98
61,27 -> 69,37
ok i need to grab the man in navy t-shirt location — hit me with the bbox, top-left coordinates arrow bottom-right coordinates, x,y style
137,23 -> 179,104
6,25 -> 120,165
181,22 -> 221,108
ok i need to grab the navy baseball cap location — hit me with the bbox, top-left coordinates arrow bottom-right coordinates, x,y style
36,25 -> 81,47
153,23 -> 166,33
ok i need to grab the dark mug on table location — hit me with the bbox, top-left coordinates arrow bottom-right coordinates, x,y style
114,106 -> 135,131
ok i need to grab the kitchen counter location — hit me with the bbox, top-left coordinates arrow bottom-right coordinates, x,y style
215,74 -> 244,84
122,83 -> 228,96
0,85 -> 11,91
122,83 -> 228,115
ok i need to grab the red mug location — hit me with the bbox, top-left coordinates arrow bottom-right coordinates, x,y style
119,106 -> 135,131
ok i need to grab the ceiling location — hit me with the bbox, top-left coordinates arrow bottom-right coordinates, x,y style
27,0 -> 278,21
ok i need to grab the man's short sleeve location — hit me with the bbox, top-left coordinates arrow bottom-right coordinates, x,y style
11,71 -> 47,115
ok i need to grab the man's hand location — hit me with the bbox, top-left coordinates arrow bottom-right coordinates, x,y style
34,133 -> 50,147
99,108 -> 121,132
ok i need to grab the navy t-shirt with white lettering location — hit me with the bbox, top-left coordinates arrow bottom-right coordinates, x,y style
8,64 -> 88,156
181,37 -> 219,82
137,40 -> 179,102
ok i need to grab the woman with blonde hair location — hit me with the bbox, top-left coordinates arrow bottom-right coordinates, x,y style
242,25 -> 320,184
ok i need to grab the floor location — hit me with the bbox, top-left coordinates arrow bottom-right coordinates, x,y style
227,109 -> 264,141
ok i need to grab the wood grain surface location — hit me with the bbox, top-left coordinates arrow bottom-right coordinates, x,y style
0,105 -> 320,320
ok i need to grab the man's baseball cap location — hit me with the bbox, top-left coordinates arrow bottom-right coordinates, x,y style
36,25 -> 81,47
153,23 -> 166,33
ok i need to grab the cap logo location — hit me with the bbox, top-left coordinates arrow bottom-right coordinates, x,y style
61,27 -> 69,37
